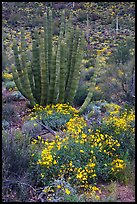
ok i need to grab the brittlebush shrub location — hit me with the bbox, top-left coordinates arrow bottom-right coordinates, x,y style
29,104 -> 129,193
98,103 -> 135,160
27,103 -> 79,131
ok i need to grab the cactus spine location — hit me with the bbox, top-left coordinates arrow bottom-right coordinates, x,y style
12,9 -> 85,107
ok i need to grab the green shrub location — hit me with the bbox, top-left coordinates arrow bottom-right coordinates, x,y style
2,129 -> 31,177
22,120 -> 42,137
96,104 -> 135,160
2,129 -> 33,202
5,81 -> 16,91
2,103 -> 19,123
74,84 -> 88,106
84,68 -> 94,81
36,177 -> 84,202
29,108 -> 127,190
27,103 -> 79,132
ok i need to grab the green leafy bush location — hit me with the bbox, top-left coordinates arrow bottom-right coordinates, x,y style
2,103 -> 19,123
28,103 -> 79,132
2,129 -> 33,202
29,105 -> 127,191
22,120 -> 42,137
95,103 -> 135,160
74,84 -> 88,106
5,81 -> 16,91
2,129 -> 31,177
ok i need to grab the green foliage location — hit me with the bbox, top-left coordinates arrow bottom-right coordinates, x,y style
27,103 -> 79,133
37,177 -> 84,202
2,129 -> 34,202
2,103 -> 19,123
109,37 -> 135,65
22,120 -> 42,137
29,106 -> 128,189
94,104 -> 135,160
5,81 -> 16,91
2,129 -> 31,178
74,83 -> 88,106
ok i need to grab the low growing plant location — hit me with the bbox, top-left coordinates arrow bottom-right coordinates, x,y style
29,104 -> 127,192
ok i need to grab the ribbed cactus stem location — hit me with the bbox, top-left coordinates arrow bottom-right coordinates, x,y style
40,34 -> 48,105
32,30 -> 41,104
65,27 -> 81,102
44,12 -> 49,96
47,9 -> 53,84
58,40 -> 66,103
53,43 -> 60,103
79,92 -> 93,114
65,12 -> 74,93
11,64 -> 28,99
48,49 -> 57,104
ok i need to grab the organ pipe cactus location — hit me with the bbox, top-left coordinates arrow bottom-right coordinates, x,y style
12,9 -> 85,107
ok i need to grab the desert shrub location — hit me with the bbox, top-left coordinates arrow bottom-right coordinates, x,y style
77,10 -> 87,22
74,84 -> 88,106
2,128 -> 33,201
27,103 -> 79,132
2,103 -> 19,123
5,81 -> 16,91
22,120 -> 42,137
109,37 -> 135,65
84,68 -> 94,81
94,103 -> 135,160
36,177 -> 85,202
29,107 -> 127,191
2,129 -> 31,178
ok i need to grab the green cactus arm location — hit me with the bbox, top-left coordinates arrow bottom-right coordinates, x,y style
47,49 -> 57,104
53,43 -> 60,104
32,30 -> 41,104
40,35 -> 48,105
11,64 -> 28,98
11,64 -> 36,106
58,40 -> 66,103
64,12 -> 74,90
66,31 -> 85,104
27,60 -> 36,100
47,9 -> 53,84
12,38 -> 33,102
44,12 -> 49,88
20,29 -> 36,105
65,27 -> 80,100
22,62 -> 36,106
21,31 -> 35,98
79,92 -> 93,114
56,11 -> 66,103
12,40 -> 26,88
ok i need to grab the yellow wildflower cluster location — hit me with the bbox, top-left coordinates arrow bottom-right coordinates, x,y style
64,116 -> 87,136
88,130 -> 121,155
105,103 -> 121,116
36,139 -> 62,168
30,103 -> 79,117
2,72 -> 13,80
104,109 -> 135,133
76,160 -> 96,185
29,103 -> 130,192
37,148 -> 53,168
111,158 -> 126,173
